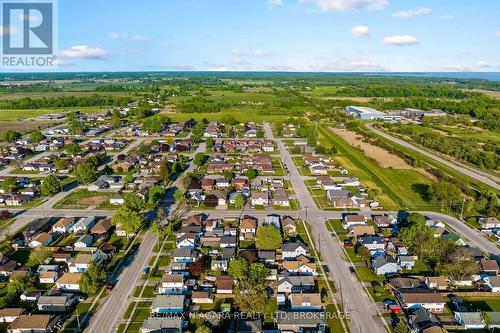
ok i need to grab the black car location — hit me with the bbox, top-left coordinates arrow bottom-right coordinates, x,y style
349,266 -> 356,274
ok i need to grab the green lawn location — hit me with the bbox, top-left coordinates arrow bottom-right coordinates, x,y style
0,107 -> 103,121
318,125 -> 434,210
54,189 -> 113,209
463,297 -> 500,312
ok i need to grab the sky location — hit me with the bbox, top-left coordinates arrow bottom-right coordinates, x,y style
2,0 -> 500,72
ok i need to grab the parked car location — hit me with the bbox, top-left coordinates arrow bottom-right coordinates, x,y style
343,240 -> 354,248
142,267 -> 150,275
349,266 -> 355,274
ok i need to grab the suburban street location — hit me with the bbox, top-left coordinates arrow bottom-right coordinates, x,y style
366,123 -> 500,191
85,141 -> 206,333
264,123 -> 389,333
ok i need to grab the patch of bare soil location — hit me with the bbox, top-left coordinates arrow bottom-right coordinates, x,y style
0,121 -> 60,133
79,196 -> 107,206
331,127 -> 412,169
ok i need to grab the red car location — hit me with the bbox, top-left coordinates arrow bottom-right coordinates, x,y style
343,240 -> 354,248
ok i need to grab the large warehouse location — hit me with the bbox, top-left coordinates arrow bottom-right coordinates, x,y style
345,106 -> 401,121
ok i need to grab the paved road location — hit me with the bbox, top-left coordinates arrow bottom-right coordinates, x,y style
264,123 -> 389,333
366,123 -> 500,191
85,141 -> 206,333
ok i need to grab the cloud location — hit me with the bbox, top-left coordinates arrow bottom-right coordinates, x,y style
108,32 -> 148,42
268,0 -> 283,6
108,32 -> 129,40
475,60 -> 490,68
232,49 -> 271,57
350,25 -> 369,37
59,45 -> 110,59
132,34 -> 149,42
0,25 -> 17,36
300,0 -> 388,12
382,35 -> 418,46
440,15 -> 454,20
442,64 -> 471,71
496,31 -> 500,37
171,64 -> 195,70
392,7 -> 431,19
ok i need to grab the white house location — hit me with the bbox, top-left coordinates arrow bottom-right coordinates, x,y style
74,234 -> 94,249
56,273 -> 82,292
281,241 -> 308,260
28,232 -> 53,248
71,217 -> 97,234
158,275 -> 186,295
51,218 -> 76,234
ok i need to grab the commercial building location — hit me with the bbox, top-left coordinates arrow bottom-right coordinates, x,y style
345,106 -> 401,121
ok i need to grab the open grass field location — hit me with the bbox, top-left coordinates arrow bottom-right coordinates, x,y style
0,120 -> 62,132
0,91 -> 135,100
318,125 -> 434,211
367,124 -> 499,194
54,189 -> 113,209
0,107 -> 103,121
164,108 -> 293,124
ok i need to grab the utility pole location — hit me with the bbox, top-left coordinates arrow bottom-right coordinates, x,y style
460,197 -> 466,220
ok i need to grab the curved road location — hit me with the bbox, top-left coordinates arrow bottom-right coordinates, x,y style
365,123 -> 500,191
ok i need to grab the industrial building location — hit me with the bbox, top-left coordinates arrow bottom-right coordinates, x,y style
400,108 -> 447,120
345,106 -> 401,121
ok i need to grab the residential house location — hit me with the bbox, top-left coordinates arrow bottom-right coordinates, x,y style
0,308 -> 24,323
191,291 -> 214,304
71,217 -> 97,234
55,273 -> 82,292
275,311 -> 326,333
51,218 -> 76,233
371,256 -> 401,275
239,217 -> 257,241
90,219 -> 113,235
74,234 -> 94,249
172,248 -> 197,263
277,273 -> 315,293
29,232 -> 52,248
273,190 -> 290,207
281,241 -> 308,260
351,225 -> 375,238
289,293 -> 323,311
398,256 -> 416,270
216,276 -> 234,294
480,259 -> 499,276
264,214 -> 281,229
281,261 -> 316,276
158,274 -> 186,295
140,317 -> 183,333
68,253 -> 94,273
454,312 -> 486,330
251,191 -> 269,206
397,290 -> 446,313
220,235 -> 237,248
479,217 -> 500,229
37,294 -> 75,312
343,214 -> 366,229
425,277 -> 449,291
281,216 -> 297,236
357,236 -> 385,251
151,295 -> 185,315
6,314 -> 56,333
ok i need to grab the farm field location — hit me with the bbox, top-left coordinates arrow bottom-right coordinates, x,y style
0,91 -> 135,100
318,125 -> 434,210
164,108 -> 294,123
0,107 -> 104,121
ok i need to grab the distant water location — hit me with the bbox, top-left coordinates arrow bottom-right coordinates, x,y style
369,72 -> 500,81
